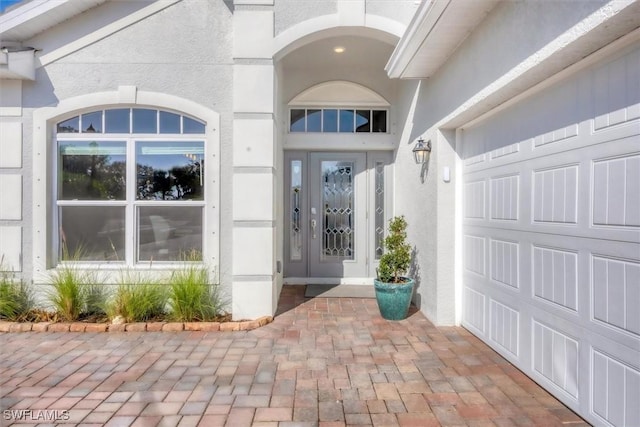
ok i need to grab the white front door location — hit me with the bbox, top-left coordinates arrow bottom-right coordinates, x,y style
284,151 -> 392,282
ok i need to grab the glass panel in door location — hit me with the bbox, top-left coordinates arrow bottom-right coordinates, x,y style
309,153 -> 366,277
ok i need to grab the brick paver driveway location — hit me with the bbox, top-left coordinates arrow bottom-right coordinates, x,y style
0,286 -> 587,426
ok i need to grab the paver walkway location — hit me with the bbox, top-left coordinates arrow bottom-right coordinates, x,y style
0,286 -> 588,426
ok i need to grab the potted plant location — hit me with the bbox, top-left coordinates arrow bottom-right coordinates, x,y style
374,216 -> 414,320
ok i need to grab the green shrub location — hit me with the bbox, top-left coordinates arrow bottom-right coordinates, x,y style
377,216 -> 412,283
0,273 -> 35,321
168,264 -> 222,322
108,272 -> 167,322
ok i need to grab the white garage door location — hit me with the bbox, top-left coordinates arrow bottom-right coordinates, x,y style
461,43 -> 640,426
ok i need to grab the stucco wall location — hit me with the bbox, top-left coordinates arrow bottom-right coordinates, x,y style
275,0 -> 337,35
18,0 -> 235,296
393,0 -> 621,325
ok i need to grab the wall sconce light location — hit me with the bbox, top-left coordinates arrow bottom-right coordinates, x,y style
412,138 -> 431,164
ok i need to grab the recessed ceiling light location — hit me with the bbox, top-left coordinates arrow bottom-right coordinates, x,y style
333,46 -> 345,53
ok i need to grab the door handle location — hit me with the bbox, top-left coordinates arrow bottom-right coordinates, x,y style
310,219 -> 317,239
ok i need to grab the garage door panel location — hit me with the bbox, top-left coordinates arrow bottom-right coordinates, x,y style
592,348 -> 640,427
461,43 -> 640,426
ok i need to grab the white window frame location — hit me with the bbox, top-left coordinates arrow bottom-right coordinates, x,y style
32,88 -> 220,283
55,132 -> 206,266
288,107 -> 389,133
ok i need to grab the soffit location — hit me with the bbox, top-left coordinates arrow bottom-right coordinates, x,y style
386,0 -> 500,79
0,0 -> 109,42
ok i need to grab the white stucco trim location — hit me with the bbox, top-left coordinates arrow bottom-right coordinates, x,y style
288,80 -> 390,107
32,87 -> 220,283
36,0 -> 182,68
273,13 -> 402,60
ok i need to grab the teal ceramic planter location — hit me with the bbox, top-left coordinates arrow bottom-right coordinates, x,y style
373,278 -> 415,320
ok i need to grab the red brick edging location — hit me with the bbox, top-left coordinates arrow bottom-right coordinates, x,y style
0,316 -> 273,333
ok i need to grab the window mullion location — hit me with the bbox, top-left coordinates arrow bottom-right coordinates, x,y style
126,138 -> 136,265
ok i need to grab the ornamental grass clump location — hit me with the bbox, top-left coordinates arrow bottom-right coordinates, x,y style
168,253 -> 223,322
47,246 -> 100,321
108,271 -> 167,323
0,270 -> 35,322
376,216 -> 412,283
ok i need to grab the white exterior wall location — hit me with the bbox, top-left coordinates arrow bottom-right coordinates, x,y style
1,0 -> 418,319
14,0 -> 234,302
0,79 -> 24,273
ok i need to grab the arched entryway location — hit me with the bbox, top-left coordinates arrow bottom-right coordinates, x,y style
274,28 -> 401,285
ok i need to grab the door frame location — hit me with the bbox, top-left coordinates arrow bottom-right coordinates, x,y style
283,150 -> 393,284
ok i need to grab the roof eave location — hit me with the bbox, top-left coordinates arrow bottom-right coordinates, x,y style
386,0 -> 500,80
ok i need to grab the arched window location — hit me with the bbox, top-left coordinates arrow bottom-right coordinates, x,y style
287,81 -> 390,134
55,108 -> 206,264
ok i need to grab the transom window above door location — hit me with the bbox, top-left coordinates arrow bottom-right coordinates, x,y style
56,108 -> 206,264
289,108 -> 387,133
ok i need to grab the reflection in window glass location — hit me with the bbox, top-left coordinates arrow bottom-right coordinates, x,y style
59,141 -> 126,200
105,109 -> 130,133
59,206 -> 125,261
307,109 -> 321,132
57,116 -> 79,133
159,111 -> 181,133
339,110 -> 354,132
323,109 -> 338,132
138,206 -> 203,261
356,110 -> 370,133
136,141 -> 204,201
372,110 -> 387,133
290,109 -> 305,132
183,117 -> 205,134
82,112 -> 102,133
133,109 -> 157,133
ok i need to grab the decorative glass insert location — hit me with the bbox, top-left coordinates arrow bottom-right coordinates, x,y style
58,141 -> 126,200
59,206 -> 125,261
137,206 -> 203,262
289,108 -> 388,133
374,162 -> 385,259
321,161 -> 354,260
290,160 -> 303,261
136,141 -> 204,201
